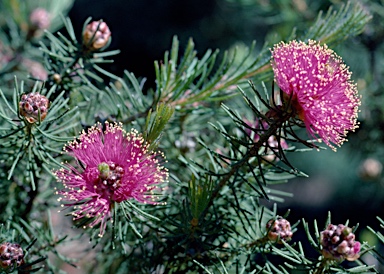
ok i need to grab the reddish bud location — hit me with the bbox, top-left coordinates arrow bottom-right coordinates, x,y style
320,224 -> 361,262
266,217 -> 293,244
19,92 -> 49,124
83,20 -> 111,51
0,242 -> 24,272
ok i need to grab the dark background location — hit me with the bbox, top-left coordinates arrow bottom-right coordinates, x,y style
69,0 -> 225,84
67,0 -> 330,84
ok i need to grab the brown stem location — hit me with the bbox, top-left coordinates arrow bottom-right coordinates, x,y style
242,235 -> 269,249
313,259 -> 328,274
201,112 -> 291,219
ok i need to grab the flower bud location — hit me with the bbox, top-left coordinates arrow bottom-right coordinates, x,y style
98,162 -> 111,180
29,8 -> 50,30
0,242 -> 24,272
53,73 -> 62,84
83,20 -> 111,51
19,92 -> 49,124
358,158 -> 382,181
320,224 -> 361,261
266,217 -> 293,244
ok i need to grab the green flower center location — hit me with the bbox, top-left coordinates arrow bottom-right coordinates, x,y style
97,162 -> 124,190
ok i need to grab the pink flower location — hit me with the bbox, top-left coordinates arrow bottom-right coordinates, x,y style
54,122 -> 168,237
271,40 -> 360,150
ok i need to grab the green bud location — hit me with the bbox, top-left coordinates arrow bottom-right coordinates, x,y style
342,227 -> 352,236
98,162 -> 110,179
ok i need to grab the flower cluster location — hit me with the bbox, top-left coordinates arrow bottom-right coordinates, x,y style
0,242 -> 24,272
266,217 -> 293,244
54,122 -> 169,237
271,40 -> 360,150
83,20 -> 111,51
19,92 -> 49,124
320,224 -> 361,261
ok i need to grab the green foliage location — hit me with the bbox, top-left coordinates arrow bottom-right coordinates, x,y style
0,216 -> 67,274
0,79 -> 77,224
101,72 -> 153,125
303,1 -> 372,46
0,80 -> 77,176
367,217 -> 384,268
155,35 -> 271,108
144,103 -> 175,149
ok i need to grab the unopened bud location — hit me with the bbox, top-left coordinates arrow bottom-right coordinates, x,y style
0,242 -> 24,272
53,73 -> 62,84
190,217 -> 199,227
98,162 -> 110,180
19,92 -> 49,124
29,8 -> 50,30
266,217 -> 293,244
83,20 -> 111,51
359,158 -> 382,181
320,224 -> 361,262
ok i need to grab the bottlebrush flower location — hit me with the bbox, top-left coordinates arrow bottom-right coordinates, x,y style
271,40 -> 360,150
320,224 -> 361,262
54,122 -> 169,237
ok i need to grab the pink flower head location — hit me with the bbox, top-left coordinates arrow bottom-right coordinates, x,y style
271,40 -> 360,150
54,122 -> 169,237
